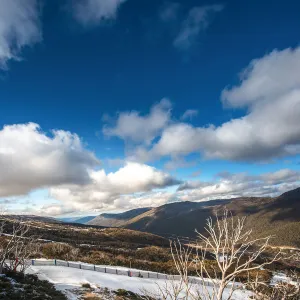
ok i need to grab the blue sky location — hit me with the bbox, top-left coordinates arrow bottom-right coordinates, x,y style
0,0 -> 300,216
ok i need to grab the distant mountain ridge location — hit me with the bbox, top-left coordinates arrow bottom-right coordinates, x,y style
87,188 -> 300,248
4,215 -> 62,224
59,216 -> 96,224
88,207 -> 151,227
87,199 -> 231,235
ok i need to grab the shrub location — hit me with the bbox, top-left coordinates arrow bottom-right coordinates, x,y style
42,243 -> 79,260
136,246 -> 171,262
0,271 -> 67,300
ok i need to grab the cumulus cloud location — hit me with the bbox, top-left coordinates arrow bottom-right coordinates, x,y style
126,47 -> 300,162
222,48 -> 300,108
29,191 -> 175,216
0,122 -> 181,214
103,99 -> 171,145
177,169 -> 300,202
174,5 -> 223,50
261,169 -> 300,185
110,191 -> 177,211
1,202 -> 78,217
36,204 -> 77,216
50,167 -> 299,214
177,180 -> 210,191
0,123 -> 99,197
71,0 -> 127,26
50,162 -> 181,211
0,0 -> 42,69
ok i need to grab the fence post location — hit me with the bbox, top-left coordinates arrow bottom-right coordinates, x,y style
79,264 -> 81,269
148,272 -> 149,278
67,261 -> 69,267
32,260 -> 34,266
116,269 -> 118,275
54,259 -> 57,266
94,265 -> 96,271
157,273 -> 158,279
105,267 -> 106,273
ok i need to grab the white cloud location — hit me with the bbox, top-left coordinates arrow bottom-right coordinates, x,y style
181,109 -> 198,120
36,204 -> 77,216
6,166 -> 300,216
2,202 -> 77,217
164,157 -> 197,171
177,180 -> 210,191
0,122 -> 181,214
261,169 -> 300,185
103,98 -> 171,145
92,162 -> 180,193
50,162 -> 181,211
129,47 -> 300,162
0,0 -> 42,69
222,48 -> 300,108
50,168 -> 300,214
177,169 -> 300,202
111,191 -> 176,211
0,123 -> 99,197
71,0 -> 127,26
27,191 -> 175,216
174,5 -> 223,50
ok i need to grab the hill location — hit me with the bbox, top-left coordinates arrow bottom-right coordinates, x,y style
88,200 -> 231,240
225,187 -> 300,248
87,188 -> 300,248
3,214 -> 62,224
0,215 -> 169,249
87,207 -> 151,227
59,216 -> 96,224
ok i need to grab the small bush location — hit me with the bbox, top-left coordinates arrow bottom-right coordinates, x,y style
0,271 -> 67,300
42,243 -> 79,260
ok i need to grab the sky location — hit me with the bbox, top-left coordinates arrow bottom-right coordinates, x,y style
0,0 -> 300,217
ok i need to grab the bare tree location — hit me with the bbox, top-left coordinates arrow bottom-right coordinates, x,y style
247,252 -> 300,299
141,280 -> 186,300
0,217 -> 38,274
157,210 -> 282,300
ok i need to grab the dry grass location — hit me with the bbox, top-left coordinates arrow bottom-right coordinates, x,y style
83,292 -> 101,299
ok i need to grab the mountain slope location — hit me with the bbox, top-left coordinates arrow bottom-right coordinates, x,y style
59,216 -> 96,224
87,188 -> 300,247
87,207 -> 151,227
74,216 -> 96,224
1,216 -> 169,248
89,200 -> 230,239
124,200 -> 231,240
225,188 -> 300,247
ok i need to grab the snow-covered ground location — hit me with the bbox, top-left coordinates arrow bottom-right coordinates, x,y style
26,265 -> 252,299
271,272 -> 299,287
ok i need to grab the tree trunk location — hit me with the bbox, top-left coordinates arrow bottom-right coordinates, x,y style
217,283 -> 226,300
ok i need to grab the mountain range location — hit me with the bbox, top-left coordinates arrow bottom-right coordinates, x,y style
81,187 -> 300,248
